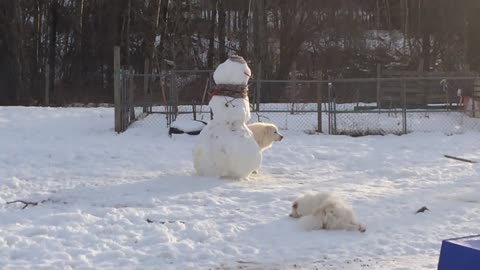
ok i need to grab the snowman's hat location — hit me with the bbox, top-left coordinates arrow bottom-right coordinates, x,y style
228,55 -> 247,64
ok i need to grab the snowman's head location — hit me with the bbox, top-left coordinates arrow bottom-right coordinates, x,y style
213,56 -> 251,86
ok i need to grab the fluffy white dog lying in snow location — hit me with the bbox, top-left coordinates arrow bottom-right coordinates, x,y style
247,122 -> 283,151
289,192 -> 366,232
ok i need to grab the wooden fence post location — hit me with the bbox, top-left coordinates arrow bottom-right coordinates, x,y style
114,46 -> 122,133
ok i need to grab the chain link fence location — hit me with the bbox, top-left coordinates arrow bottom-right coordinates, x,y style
328,77 -> 480,135
116,70 -> 480,135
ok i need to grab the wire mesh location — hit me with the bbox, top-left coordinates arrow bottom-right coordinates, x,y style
248,80 -> 326,133
118,72 -> 480,135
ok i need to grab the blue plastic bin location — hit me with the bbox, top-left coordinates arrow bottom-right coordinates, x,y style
438,234 -> 480,270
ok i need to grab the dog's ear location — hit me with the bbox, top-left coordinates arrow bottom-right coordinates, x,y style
263,125 -> 271,137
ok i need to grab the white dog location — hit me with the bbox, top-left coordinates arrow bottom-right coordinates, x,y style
247,122 -> 283,151
290,192 -> 366,232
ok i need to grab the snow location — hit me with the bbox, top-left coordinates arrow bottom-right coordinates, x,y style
1,106 -> 480,269
170,119 -> 206,133
193,120 -> 261,179
194,56 -> 260,179
213,57 -> 251,85
208,96 -> 252,124
193,92 -> 260,179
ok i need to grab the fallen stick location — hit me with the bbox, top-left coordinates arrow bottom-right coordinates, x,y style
444,155 -> 477,164
6,200 -> 46,209
146,218 -> 185,224
237,261 -> 261,265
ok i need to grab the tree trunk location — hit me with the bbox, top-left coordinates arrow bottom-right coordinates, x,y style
31,0 -> 42,103
123,0 -> 132,67
144,0 -> 155,71
421,1 -> 431,71
277,1 -> 296,79
0,0 -> 23,105
48,0 -> 58,105
466,1 -> 480,71
207,0 -> 217,69
254,0 -> 266,78
239,5 -> 249,58
157,0 -> 169,72
218,0 -> 226,61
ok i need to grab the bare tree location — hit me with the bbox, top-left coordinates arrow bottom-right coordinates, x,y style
0,0 -> 24,105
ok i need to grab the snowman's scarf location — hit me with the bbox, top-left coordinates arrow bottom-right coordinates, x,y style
208,84 -> 249,100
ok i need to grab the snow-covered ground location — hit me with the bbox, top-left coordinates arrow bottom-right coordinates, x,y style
1,107 -> 479,269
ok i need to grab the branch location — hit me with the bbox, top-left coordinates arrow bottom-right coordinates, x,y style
444,155 -> 477,164
146,218 -> 185,224
6,199 -> 46,209
237,261 -> 261,265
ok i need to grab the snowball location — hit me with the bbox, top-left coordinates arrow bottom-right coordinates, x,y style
208,96 -> 251,125
213,56 -> 251,85
193,121 -> 261,179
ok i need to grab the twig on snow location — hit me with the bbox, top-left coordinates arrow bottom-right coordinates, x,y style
6,199 -> 47,209
237,261 -> 261,265
444,155 -> 477,164
146,218 -> 185,224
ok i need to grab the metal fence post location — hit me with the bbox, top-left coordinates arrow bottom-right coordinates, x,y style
256,62 -> 261,112
402,79 -> 407,134
192,102 -> 197,120
333,83 -> 337,135
173,71 -> 178,122
113,46 -> 122,133
316,79 -> 323,133
327,82 -> 336,135
128,67 -> 135,121
123,72 -> 129,131
167,71 -> 174,126
121,73 -> 125,131
166,71 -> 178,126
473,77 -> 480,118
327,82 -> 331,134
143,58 -> 150,113
376,64 -> 381,110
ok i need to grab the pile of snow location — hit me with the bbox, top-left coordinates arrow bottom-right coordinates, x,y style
169,119 -> 206,136
1,107 -> 479,269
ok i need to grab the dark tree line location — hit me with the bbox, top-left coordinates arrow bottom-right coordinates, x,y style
1,0 -> 480,105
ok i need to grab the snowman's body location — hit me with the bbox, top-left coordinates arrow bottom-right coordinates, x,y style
193,57 -> 261,179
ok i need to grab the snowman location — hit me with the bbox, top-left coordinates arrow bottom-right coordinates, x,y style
193,56 -> 261,179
